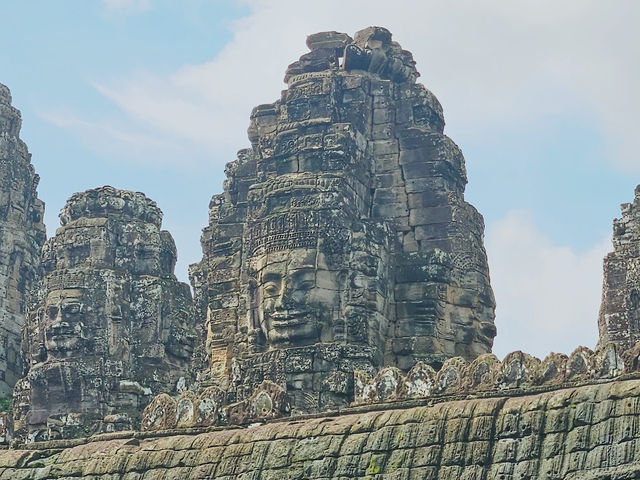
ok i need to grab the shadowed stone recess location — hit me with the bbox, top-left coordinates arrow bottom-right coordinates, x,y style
0,83 -> 46,396
189,27 -> 496,414
599,184 -> 640,349
14,186 -> 198,442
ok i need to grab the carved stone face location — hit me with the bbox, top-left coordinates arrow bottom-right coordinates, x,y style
43,289 -> 87,358
254,248 -> 340,348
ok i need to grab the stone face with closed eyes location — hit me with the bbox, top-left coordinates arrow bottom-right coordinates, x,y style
14,186 -> 198,442
189,27 -> 496,415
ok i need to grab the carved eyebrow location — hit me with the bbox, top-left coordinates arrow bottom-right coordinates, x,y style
289,265 -> 316,272
290,269 -> 316,281
262,272 -> 283,283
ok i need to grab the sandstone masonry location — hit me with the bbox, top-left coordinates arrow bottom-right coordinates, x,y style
1,25 -> 640,479
2,378 -> 640,479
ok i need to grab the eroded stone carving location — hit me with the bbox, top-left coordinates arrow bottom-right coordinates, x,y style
142,380 -> 289,431
190,26 -> 496,414
535,352 -> 568,385
141,393 -> 177,432
0,83 -> 46,396
14,186 -> 197,442
353,343 -> 640,406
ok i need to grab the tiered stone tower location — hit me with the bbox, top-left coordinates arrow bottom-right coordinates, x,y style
190,27 -> 496,414
14,186 -> 198,441
0,83 -> 46,396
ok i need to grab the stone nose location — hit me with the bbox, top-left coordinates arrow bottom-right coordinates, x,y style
274,282 -> 295,310
51,304 -> 63,322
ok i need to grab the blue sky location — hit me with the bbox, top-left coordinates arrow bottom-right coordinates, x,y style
1,0 -> 638,359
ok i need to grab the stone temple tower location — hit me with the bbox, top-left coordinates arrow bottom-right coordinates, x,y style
599,185 -> 640,349
190,27 -> 496,414
14,186 -> 198,441
0,83 -> 46,396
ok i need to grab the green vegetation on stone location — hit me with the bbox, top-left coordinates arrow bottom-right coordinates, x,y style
0,396 -> 11,413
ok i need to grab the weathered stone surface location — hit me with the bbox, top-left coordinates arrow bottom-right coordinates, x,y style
0,25 -> 638,478
599,184 -> 640,349
14,186 -> 198,442
190,26 -> 495,415
2,379 -> 640,478
0,83 -> 46,396
224,381 -> 290,425
195,386 -> 225,427
140,394 -> 176,432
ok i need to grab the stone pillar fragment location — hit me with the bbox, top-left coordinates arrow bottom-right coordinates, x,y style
599,185 -> 640,349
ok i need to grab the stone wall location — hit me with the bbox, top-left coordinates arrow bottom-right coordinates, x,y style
0,83 -> 46,396
1,377 -> 640,479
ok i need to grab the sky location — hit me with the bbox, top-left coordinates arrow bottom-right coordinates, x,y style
1,0 -> 638,360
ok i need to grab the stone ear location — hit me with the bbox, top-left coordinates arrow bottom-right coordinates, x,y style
247,307 -> 267,351
247,277 -> 259,306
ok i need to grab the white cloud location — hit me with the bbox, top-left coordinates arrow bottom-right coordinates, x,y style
37,107 -> 196,167
101,0 -> 150,13
60,0 -> 640,170
487,210 -> 611,360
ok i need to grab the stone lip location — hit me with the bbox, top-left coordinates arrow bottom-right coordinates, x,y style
285,26 -> 419,84
59,185 -> 163,227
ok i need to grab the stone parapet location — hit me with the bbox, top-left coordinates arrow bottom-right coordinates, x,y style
355,342 -> 632,405
1,378 -> 640,478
